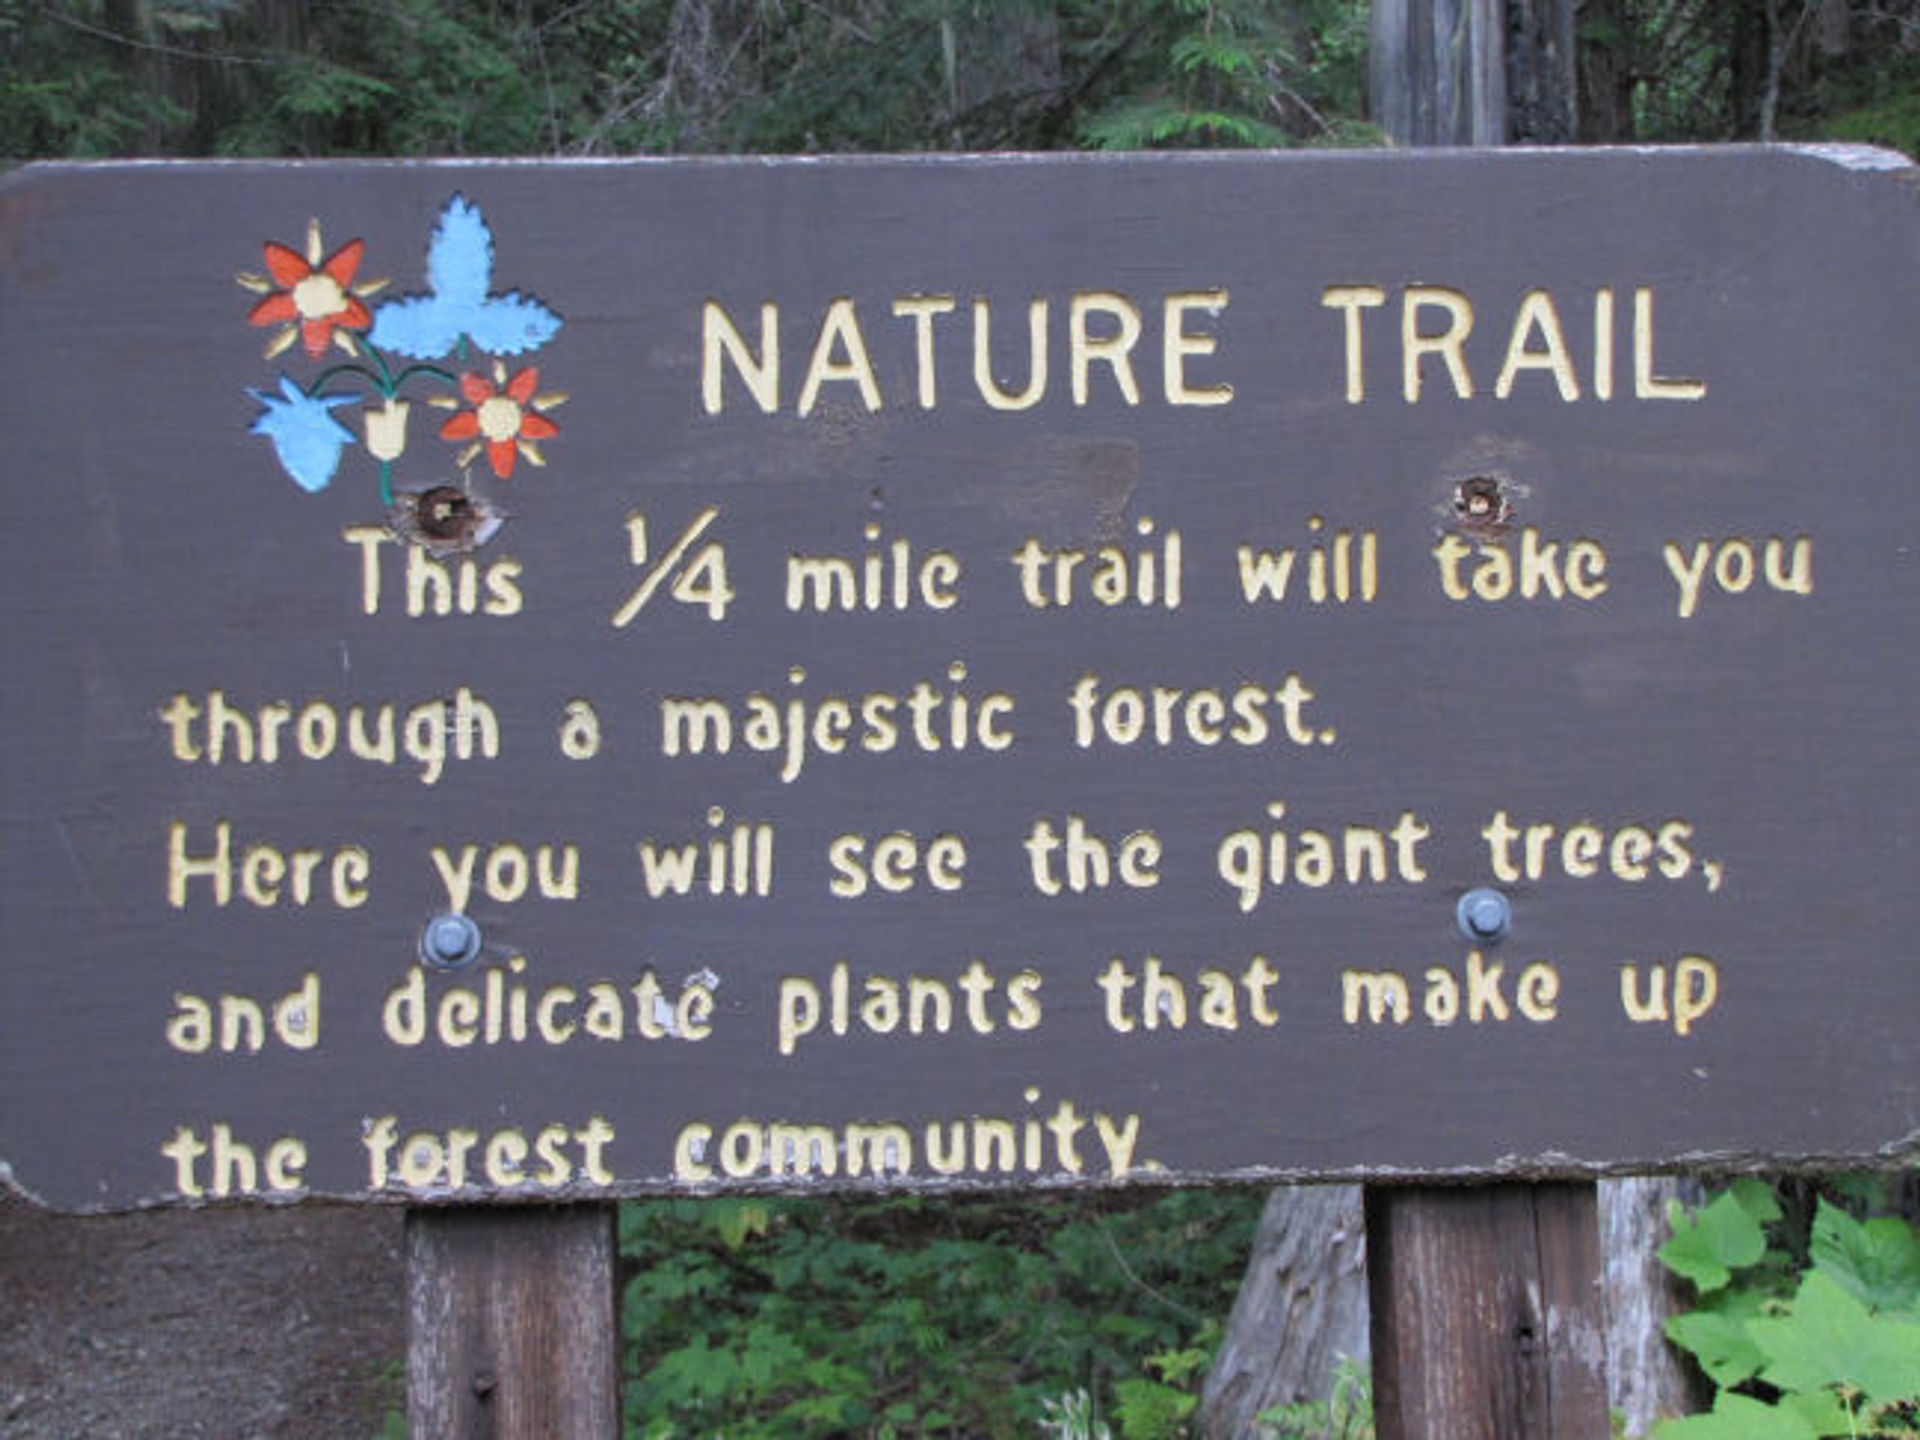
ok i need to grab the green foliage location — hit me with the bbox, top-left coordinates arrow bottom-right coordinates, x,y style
617,1187 -> 1262,1439
1796,92 -> 1920,156
364,1355 -> 407,1440
8,0 -> 1920,162
1105,1337 -> 1212,1438
1658,1176 -> 1783,1292
1655,1178 -> 1920,1440
1075,0 -> 1371,150
1254,1353 -> 1374,1440
1076,0 -> 1292,149
1589,0 -> 1920,146
1779,49 -> 1920,156
2,0 -> 1377,161
1040,1388 -> 1113,1440
0,0 -> 184,155
3,0 -> 676,157
1111,1374 -> 1197,1438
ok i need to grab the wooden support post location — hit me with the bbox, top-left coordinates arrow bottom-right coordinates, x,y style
407,1203 -> 620,1439
1369,0 -> 1506,146
1366,1182 -> 1608,1440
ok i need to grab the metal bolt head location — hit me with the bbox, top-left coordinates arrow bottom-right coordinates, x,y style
421,912 -> 482,969
1456,888 -> 1512,944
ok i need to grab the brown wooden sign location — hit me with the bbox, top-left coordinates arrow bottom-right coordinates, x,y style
1,148 -> 1915,1211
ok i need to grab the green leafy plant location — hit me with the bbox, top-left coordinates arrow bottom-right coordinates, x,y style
1040,1387 -> 1114,1440
618,1188 -> 1262,1438
1655,1177 -> 1920,1439
1076,0 -> 1332,149
363,1354 -> 407,1440
1255,1353 -> 1374,1440
1107,1331 -> 1214,1438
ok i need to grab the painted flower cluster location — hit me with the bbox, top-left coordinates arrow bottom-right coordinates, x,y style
239,195 -> 565,506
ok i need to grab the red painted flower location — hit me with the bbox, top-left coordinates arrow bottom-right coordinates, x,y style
434,361 -> 565,478
238,219 -> 385,360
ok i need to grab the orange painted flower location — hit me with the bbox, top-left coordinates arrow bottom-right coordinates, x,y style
433,361 -> 565,478
238,219 -> 386,360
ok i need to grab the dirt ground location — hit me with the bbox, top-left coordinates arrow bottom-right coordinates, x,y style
1,1188 -> 404,1439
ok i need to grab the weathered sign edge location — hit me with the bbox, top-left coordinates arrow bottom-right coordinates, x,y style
4,141 -> 1918,1214
11,1135 -> 1920,1216
0,141 -> 1913,194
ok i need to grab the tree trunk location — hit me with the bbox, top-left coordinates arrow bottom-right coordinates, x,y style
1728,0 -> 1773,137
1576,0 -> 1638,142
1369,0 -> 1506,145
1195,1185 -> 1369,1438
1758,0 -> 1786,141
1816,0 -> 1850,57
1507,0 -> 1579,141
101,0 -> 163,150
1600,1177 -> 1709,1436
664,0 -> 728,150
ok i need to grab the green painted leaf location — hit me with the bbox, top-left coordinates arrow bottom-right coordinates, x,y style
1661,1188 -> 1772,1291
1809,1198 -> 1920,1314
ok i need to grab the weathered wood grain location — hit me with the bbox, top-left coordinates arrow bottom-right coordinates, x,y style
406,1204 -> 618,1439
1196,1184 -> 1371,1438
1367,1184 -> 1608,1440
3,149 -> 1918,1211
1601,1175 -> 1708,1435
1370,0 -> 1504,144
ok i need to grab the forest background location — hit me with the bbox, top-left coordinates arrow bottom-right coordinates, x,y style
4,3 -> 1920,1439
6,0 -> 1920,159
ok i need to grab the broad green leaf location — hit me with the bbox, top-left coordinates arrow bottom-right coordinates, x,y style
1777,1386 -> 1856,1437
648,1335 -> 739,1403
1652,1391 -> 1822,1440
1751,1270 -> 1920,1405
711,1199 -> 773,1250
1661,1188 -> 1772,1291
1809,1199 -> 1920,1313
1726,1176 -> 1786,1225
1663,1309 -> 1765,1387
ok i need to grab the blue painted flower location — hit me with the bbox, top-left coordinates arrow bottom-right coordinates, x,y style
369,195 -> 562,359
247,375 -> 357,493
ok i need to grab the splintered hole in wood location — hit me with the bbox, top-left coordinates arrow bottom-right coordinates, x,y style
1453,475 -> 1512,534
394,484 -> 504,556
417,487 -> 480,545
